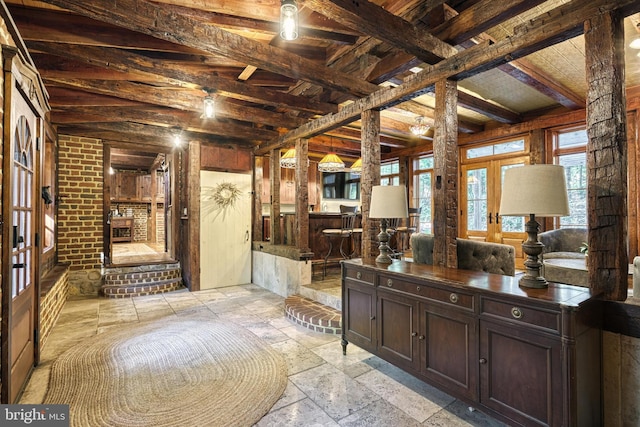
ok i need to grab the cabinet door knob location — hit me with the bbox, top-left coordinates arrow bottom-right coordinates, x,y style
387,279 -> 393,287
511,307 -> 523,319
411,332 -> 417,337
479,358 -> 487,364
356,271 -> 362,279
418,335 -> 425,340
449,293 -> 459,303
370,316 -> 376,321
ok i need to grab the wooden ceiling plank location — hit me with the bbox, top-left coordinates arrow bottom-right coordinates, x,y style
256,0 -> 640,154
40,0 -> 378,98
27,41 -> 338,115
45,77 -> 307,129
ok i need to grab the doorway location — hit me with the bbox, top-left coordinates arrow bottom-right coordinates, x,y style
105,147 -> 173,266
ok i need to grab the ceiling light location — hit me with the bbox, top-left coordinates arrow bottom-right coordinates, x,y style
280,148 -> 297,169
409,116 -> 430,136
318,153 -> 345,172
350,158 -> 362,175
629,37 -> 640,49
203,94 -> 215,119
280,0 -> 299,41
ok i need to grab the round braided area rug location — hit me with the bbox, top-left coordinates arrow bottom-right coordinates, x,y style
44,317 -> 287,427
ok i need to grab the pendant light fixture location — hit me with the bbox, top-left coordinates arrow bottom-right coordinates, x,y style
350,158 -> 362,175
318,136 -> 345,172
280,0 -> 299,41
409,116 -> 430,136
280,148 -> 297,169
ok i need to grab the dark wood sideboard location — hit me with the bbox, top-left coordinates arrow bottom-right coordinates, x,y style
341,258 -> 602,427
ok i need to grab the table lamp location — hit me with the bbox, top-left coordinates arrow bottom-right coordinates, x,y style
499,164 -> 570,288
369,185 -> 409,264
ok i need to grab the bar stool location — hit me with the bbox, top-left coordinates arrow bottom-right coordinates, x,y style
322,206 -> 357,278
395,207 -> 421,253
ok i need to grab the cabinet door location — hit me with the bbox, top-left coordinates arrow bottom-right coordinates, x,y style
377,289 -> 419,370
118,174 -> 138,200
343,279 -> 376,352
480,320 -> 562,427
419,302 -> 477,400
140,174 -> 153,201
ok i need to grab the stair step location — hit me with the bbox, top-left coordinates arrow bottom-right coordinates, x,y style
102,262 -> 183,298
284,295 -> 341,335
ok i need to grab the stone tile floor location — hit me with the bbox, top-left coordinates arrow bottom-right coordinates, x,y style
20,284 -> 505,426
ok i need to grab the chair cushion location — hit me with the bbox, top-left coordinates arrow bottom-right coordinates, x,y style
456,238 -> 516,276
411,233 -> 434,265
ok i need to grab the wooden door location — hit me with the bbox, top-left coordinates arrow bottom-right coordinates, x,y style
460,156 -> 528,264
200,171 -> 252,288
2,98 -> 38,403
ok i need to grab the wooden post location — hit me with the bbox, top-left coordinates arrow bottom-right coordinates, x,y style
295,138 -> 310,252
253,156 -> 264,241
433,79 -> 458,268
361,109 -> 381,260
585,11 -> 628,300
269,149 -> 282,245
187,140 -> 200,291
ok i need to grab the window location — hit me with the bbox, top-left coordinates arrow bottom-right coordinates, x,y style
322,172 -> 360,200
381,160 -> 399,186
413,155 -> 433,234
553,128 -> 587,228
42,134 -> 56,253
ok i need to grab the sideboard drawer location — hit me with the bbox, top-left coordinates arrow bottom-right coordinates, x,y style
481,297 -> 560,333
344,267 -> 375,285
379,274 -> 474,310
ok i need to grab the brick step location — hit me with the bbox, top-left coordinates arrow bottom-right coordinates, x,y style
102,262 -> 183,298
284,295 -> 341,335
102,278 -> 183,298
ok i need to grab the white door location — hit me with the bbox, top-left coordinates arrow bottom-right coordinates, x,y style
200,171 -> 252,288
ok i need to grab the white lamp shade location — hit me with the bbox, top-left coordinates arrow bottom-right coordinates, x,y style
369,185 -> 409,219
499,164 -> 570,217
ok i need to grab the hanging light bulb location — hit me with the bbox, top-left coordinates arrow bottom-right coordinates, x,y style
350,158 -> 362,175
280,148 -> 297,169
280,0 -> 299,41
203,94 -> 215,119
409,116 -> 430,136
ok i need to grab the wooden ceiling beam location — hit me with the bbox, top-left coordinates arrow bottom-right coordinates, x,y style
44,77 -> 307,129
51,106 -> 280,141
28,40 -> 338,115
40,0 -> 378,98
256,0 -> 640,154
303,0 -> 458,64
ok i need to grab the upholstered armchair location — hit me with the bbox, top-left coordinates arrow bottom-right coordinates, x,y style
410,233 -> 434,265
538,228 -> 587,260
456,238 -> 516,276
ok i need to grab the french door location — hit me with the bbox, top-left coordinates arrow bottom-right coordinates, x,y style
2,95 -> 39,403
460,156 -> 529,264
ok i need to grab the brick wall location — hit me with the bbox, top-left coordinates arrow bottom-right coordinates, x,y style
58,135 -> 103,269
39,265 -> 69,350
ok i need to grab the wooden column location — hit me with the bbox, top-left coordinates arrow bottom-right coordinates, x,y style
269,149 -> 282,245
187,140 -> 201,291
585,10 -> 628,300
295,138 -> 310,252
253,156 -> 264,241
433,79 -> 458,268
628,110 -> 639,259
361,109 -> 381,259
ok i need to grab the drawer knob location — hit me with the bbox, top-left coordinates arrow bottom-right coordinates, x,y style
479,358 -> 487,364
416,286 -> 421,291
511,307 -> 523,319
387,279 -> 393,287
449,293 -> 459,304
356,271 -> 362,279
